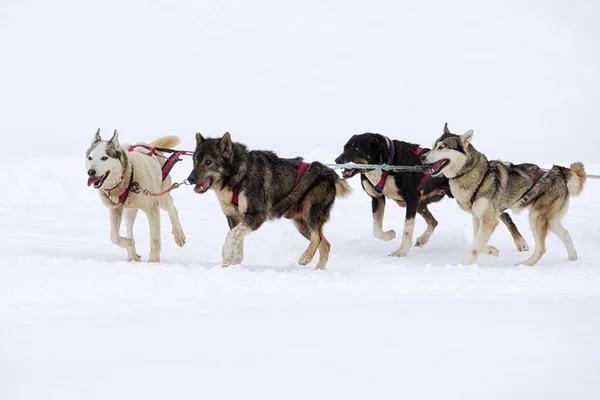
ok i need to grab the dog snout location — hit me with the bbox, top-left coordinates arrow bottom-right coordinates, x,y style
187,172 -> 197,185
420,155 -> 428,163
88,169 -> 96,177
334,154 -> 345,164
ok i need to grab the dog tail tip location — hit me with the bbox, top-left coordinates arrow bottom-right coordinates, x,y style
151,135 -> 180,149
335,179 -> 352,198
567,162 -> 585,196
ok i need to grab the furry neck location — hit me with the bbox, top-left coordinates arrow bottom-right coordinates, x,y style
220,142 -> 249,190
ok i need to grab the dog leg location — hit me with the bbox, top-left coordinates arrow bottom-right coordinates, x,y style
471,214 -> 499,256
226,216 -> 240,230
415,204 -> 438,247
520,211 -> 549,266
222,223 -> 252,266
159,194 -> 186,247
462,214 -> 499,265
124,208 -> 141,262
372,197 -> 395,241
499,212 -> 529,252
299,229 -> 322,266
389,197 -> 418,257
314,228 -> 331,270
109,207 -> 134,257
550,221 -> 577,261
293,218 -> 311,240
147,205 -> 161,263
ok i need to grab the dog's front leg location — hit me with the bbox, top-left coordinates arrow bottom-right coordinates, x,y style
146,205 -> 161,263
222,223 -> 252,266
462,212 -> 499,265
371,196 -> 396,241
389,195 -> 419,257
124,208 -> 141,262
109,207 -> 134,258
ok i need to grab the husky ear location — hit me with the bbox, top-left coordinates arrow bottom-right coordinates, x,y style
195,132 -> 205,147
460,129 -> 474,147
443,122 -> 451,135
217,131 -> 233,155
109,129 -> 120,145
92,128 -> 102,143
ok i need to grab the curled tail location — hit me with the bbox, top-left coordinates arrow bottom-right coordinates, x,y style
567,162 -> 586,196
151,135 -> 180,149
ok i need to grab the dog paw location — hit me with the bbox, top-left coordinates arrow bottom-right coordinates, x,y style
376,229 -> 396,242
298,252 -> 315,266
518,260 -> 536,267
514,239 -> 529,252
389,248 -> 409,257
484,245 -> 500,257
148,252 -> 160,263
415,234 -> 431,248
173,229 -> 186,247
128,253 -> 141,262
567,252 -> 578,261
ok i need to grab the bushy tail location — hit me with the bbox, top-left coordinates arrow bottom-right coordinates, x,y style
151,135 -> 180,149
567,162 -> 586,196
335,178 -> 352,198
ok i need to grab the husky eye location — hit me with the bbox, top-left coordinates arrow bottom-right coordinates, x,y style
101,156 -> 108,161
87,156 -> 92,160
438,144 -> 445,149
204,159 -> 212,166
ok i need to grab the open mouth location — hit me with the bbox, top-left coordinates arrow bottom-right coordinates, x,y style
342,168 -> 359,179
87,171 -> 109,189
427,159 -> 450,176
194,177 -> 213,194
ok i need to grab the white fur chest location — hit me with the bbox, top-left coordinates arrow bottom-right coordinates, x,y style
214,187 -> 247,218
363,171 -> 404,201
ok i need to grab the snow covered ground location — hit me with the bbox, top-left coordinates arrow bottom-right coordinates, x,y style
1,1 -> 600,399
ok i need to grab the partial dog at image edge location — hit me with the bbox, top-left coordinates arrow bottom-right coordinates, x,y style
334,133 -> 529,257
421,123 -> 585,266
187,131 -> 351,269
85,129 -> 186,262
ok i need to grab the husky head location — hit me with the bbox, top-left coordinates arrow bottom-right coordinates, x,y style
187,132 -> 234,194
334,133 -> 388,179
420,123 -> 474,178
85,129 -> 127,189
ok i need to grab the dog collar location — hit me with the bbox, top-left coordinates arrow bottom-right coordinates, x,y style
118,166 -> 135,204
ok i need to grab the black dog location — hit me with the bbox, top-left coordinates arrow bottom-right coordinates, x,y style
335,132 -> 528,257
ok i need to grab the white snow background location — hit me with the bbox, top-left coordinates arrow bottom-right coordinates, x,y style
1,1 -> 599,399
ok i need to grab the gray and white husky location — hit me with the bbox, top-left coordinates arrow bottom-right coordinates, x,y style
85,129 -> 186,262
422,123 -> 586,266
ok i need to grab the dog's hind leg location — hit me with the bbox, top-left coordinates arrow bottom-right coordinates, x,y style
146,205 -> 161,263
415,204 -> 438,247
124,208 -> 141,262
389,195 -> 419,257
519,209 -> 549,266
550,220 -> 577,261
293,217 -> 311,240
314,227 -> 331,270
159,193 -> 186,247
371,196 -> 395,242
499,212 -> 529,252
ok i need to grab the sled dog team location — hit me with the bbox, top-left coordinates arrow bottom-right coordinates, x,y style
85,124 -> 586,268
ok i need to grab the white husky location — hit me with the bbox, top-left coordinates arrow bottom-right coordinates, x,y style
85,129 -> 186,262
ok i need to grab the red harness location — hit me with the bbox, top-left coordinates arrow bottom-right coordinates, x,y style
231,162 -> 308,206
128,144 -> 193,181
116,144 -> 193,204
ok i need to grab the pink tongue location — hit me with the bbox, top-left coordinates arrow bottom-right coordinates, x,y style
193,185 -> 203,194
87,176 -> 100,187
